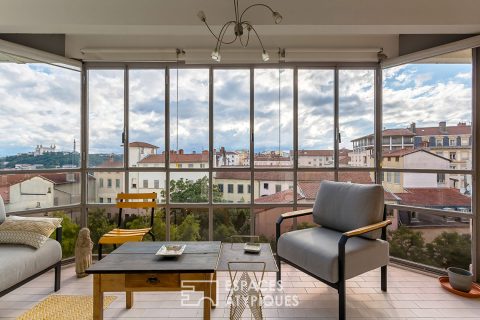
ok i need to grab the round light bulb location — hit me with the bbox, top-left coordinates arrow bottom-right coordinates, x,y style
262,50 -> 270,62
211,49 -> 221,62
272,12 -> 283,24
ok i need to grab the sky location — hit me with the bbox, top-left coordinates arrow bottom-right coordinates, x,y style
0,59 -> 473,157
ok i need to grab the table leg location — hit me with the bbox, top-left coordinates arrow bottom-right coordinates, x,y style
203,281 -> 211,320
93,274 -> 103,320
126,291 -> 134,309
211,272 -> 217,308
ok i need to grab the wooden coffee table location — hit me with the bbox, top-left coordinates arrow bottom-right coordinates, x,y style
86,241 -> 221,320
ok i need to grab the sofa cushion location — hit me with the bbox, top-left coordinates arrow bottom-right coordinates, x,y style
0,230 -> 49,249
277,227 -> 389,283
0,239 -> 62,292
0,218 -> 57,237
0,218 -> 57,248
0,196 -> 5,224
8,215 -> 62,228
313,181 -> 384,239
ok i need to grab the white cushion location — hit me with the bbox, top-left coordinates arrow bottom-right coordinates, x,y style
8,215 -> 62,228
0,230 -> 49,249
0,196 -> 5,224
0,218 -> 58,249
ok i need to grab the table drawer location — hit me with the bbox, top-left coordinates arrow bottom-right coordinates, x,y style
125,273 -> 180,289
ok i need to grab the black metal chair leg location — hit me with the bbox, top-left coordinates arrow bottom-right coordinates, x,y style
381,265 -> 387,292
148,231 -> 156,241
276,256 -> 281,285
54,262 -> 61,291
98,244 -> 103,261
338,279 -> 346,320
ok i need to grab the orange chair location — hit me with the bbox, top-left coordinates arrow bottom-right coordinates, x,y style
98,192 -> 157,260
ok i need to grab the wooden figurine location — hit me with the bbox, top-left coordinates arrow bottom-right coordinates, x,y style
75,227 -> 93,278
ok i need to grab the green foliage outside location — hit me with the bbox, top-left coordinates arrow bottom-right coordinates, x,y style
213,208 -> 250,241
52,176 -> 471,271
87,208 -> 117,252
389,226 -> 471,270
0,152 -> 122,169
164,177 -> 223,203
49,211 -> 80,258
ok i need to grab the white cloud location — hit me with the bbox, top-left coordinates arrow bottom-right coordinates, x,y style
0,63 -> 80,157
0,62 -> 472,158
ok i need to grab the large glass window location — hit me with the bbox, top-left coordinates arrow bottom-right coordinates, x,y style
254,68 -> 293,167
6,59 -> 471,273
383,50 -> 472,171
339,69 -> 375,168
128,69 -> 165,167
0,60 -> 80,168
382,50 -> 473,270
88,69 -> 125,167
298,69 -> 335,167
214,69 -> 250,167
169,68 -> 209,159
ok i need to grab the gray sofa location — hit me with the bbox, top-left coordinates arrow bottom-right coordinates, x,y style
0,226 -> 62,297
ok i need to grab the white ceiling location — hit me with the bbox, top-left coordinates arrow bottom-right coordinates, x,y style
0,0 -> 479,60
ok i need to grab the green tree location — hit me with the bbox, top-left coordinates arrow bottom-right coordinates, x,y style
213,208 -> 250,241
388,226 -> 428,264
172,214 -> 201,241
164,177 -> 222,203
426,231 -> 471,269
50,211 -> 80,258
126,209 -> 167,241
87,208 -> 116,251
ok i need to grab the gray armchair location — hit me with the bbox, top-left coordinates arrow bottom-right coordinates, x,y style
276,181 -> 391,320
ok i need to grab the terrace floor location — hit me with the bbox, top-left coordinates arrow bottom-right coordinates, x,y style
1,263 -> 480,319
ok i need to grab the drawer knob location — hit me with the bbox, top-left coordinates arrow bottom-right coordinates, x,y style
147,277 -> 159,284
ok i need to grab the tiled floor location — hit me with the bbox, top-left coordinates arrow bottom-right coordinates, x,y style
1,263 -> 480,319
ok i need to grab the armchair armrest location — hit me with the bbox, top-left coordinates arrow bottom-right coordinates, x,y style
342,220 -> 392,238
276,208 -> 313,225
276,208 -> 313,245
55,226 -> 62,243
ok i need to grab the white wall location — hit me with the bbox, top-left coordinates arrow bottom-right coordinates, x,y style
6,177 -> 54,211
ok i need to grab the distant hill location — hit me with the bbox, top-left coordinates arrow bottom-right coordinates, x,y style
0,152 -> 123,169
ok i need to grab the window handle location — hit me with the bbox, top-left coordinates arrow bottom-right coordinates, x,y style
337,132 -> 342,143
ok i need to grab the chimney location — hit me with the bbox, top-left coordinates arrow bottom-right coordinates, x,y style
409,122 -> 416,133
202,150 -> 208,155
458,122 -> 466,126
192,151 -> 196,154
179,149 -> 184,155
439,121 -> 447,133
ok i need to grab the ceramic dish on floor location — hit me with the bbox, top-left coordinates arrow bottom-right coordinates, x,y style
439,276 -> 480,298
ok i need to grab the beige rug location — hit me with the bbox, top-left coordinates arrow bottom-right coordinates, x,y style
17,295 -> 116,320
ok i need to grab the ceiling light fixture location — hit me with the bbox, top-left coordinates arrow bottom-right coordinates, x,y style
198,0 -> 282,63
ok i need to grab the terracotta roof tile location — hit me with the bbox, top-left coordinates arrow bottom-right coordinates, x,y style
382,148 -> 450,161
97,159 -> 124,168
395,188 -> 471,207
128,142 -> 159,148
415,125 -> 471,136
297,150 -> 334,157
255,189 -> 300,203
138,153 -> 209,164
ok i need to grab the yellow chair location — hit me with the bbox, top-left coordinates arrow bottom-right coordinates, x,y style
98,192 -> 157,260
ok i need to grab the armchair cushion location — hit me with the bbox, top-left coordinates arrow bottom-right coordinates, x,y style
313,181 -> 384,239
277,227 -> 389,283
